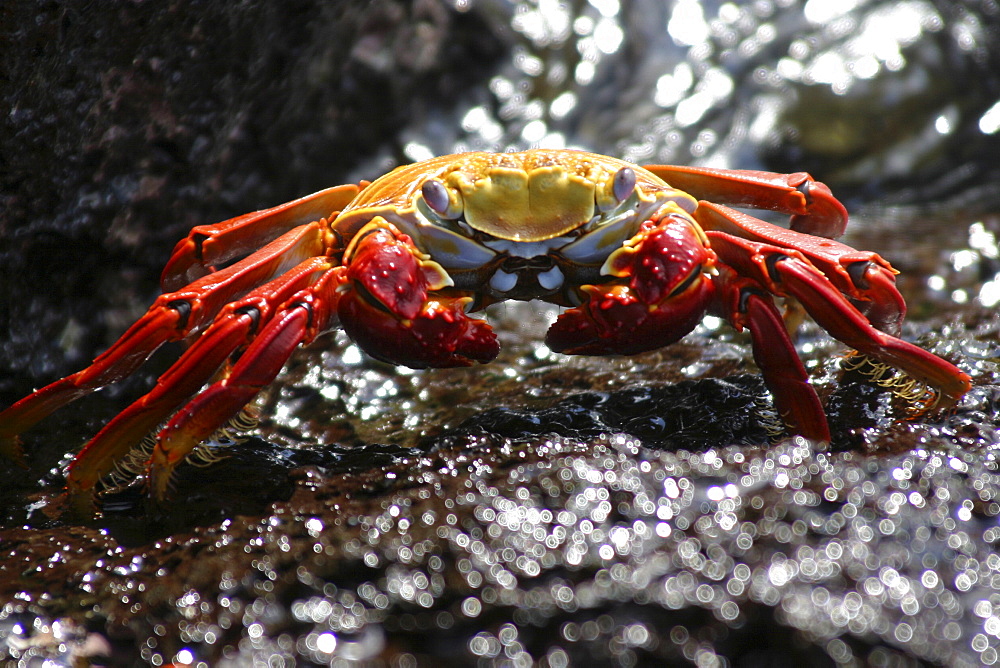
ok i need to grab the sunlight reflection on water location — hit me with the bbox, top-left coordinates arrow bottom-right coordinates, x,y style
417,0 -> 1000,187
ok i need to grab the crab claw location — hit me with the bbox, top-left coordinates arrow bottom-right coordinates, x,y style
340,222 -> 499,367
547,213 -> 715,355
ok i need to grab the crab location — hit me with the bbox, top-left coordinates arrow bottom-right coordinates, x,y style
0,150 -> 972,502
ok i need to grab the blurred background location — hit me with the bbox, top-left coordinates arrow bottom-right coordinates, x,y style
3,0 -> 999,401
2,0 -> 1000,665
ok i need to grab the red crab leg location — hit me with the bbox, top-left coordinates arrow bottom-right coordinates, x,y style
146,267 -> 346,499
63,257 -> 339,495
696,202 -> 906,335
712,266 -> 830,441
161,183 -> 362,291
0,222 -> 330,458
707,232 -> 972,407
643,165 -> 849,238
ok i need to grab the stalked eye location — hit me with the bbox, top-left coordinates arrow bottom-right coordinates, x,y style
612,166 -> 636,204
421,178 -> 461,219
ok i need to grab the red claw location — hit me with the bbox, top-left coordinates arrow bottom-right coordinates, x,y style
546,279 -> 714,355
547,214 -> 715,355
605,215 -> 715,305
341,223 -> 499,367
346,226 -> 428,320
339,293 -> 499,368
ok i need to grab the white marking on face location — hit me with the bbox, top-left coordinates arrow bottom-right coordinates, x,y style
537,266 -> 564,291
490,269 -> 518,293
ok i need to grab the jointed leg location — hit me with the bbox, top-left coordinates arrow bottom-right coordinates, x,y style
64,257 -> 340,495
146,267 -> 346,499
643,165 -> 849,237
712,266 -> 830,441
695,202 -> 906,336
0,222 -> 330,458
161,183 -> 362,291
707,231 -> 971,408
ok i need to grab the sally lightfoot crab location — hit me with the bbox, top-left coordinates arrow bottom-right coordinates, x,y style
0,150 -> 972,502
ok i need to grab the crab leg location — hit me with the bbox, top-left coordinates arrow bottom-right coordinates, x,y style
696,202 -> 906,335
146,267 -> 346,499
643,165 -> 849,238
707,232 -> 972,407
0,222 -> 330,458
712,266 -> 830,441
63,257 -> 339,495
161,183 -> 362,291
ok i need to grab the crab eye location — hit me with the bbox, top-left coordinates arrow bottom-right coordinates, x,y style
612,167 -> 636,204
421,178 -> 461,219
